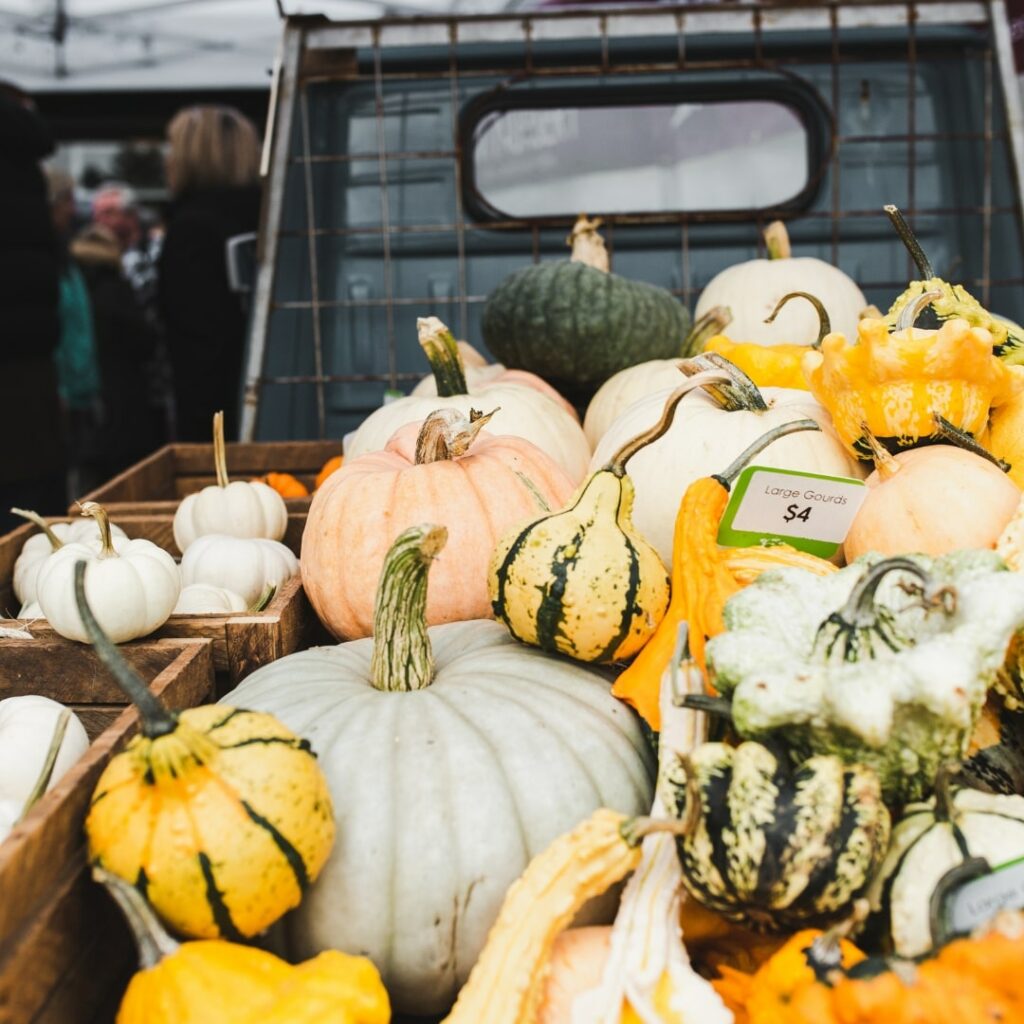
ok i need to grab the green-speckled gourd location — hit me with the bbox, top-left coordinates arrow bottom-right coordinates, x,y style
481,215 -> 691,403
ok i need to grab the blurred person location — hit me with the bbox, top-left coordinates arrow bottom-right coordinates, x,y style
0,81 -> 66,531
92,181 -> 142,252
159,105 -> 261,441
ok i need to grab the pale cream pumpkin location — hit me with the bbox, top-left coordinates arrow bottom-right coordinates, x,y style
302,408 -> 574,639
180,536 -> 298,607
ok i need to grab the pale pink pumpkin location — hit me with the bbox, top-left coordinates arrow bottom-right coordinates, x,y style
301,408 -> 575,639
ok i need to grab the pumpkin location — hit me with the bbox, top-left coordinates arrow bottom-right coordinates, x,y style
803,291 -> 1024,460
694,220 -> 867,346
867,767 -> 1024,958
843,429 -> 1021,561
97,869 -> 389,1024
314,455 -> 343,490
963,694 -> 1024,796
481,214 -> 692,403
172,584 -> 249,615
179,534 -> 298,607
489,376 -> 724,665
707,551 -> 1024,802
253,472 -> 309,498
76,562 -> 336,940
304,407 -> 574,640
36,502 -> 180,644
173,411 -> 288,552
347,316 -> 591,481
704,291 -> 829,390
985,389 -> 1024,487
581,307 -> 732,447
223,524 -> 655,1015
613,420 -> 839,730
589,352 -> 862,566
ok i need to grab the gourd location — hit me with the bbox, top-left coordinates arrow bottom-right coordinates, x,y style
581,307 -> 732,447
304,407 -> 573,640
695,220 -> 867,345
867,767 -> 1024,958
706,552 -> 1024,802
314,455 -> 343,490
76,562 -> 336,940
36,502 -> 180,644
173,411 -> 288,551
347,317 -> 591,481
613,420 -> 838,730
173,584 -> 249,615
97,869 -> 389,1024
844,428 -> 1020,561
803,291 -> 1024,460
253,472 -> 309,498
481,214 -> 692,402
985,388 -> 1024,487
223,524 -> 655,1015
589,352 -> 862,567
963,695 -> 1024,795
180,535 -> 298,607
489,376 -> 722,665
11,506 -> 127,606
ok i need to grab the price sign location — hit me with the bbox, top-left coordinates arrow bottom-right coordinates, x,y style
717,466 -> 868,559
945,857 -> 1024,937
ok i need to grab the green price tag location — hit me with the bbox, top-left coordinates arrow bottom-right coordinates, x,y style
717,465 -> 868,559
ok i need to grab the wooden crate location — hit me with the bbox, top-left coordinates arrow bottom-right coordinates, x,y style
0,638 -> 215,1024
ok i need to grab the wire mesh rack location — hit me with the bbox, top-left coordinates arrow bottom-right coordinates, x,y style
241,0 -> 1024,441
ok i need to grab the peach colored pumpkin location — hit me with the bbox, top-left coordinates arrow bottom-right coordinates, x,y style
539,928 -> 613,1024
301,408 -> 574,639
844,439 -> 1021,562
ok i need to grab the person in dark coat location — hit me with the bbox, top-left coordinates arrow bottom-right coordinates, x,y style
0,82 -> 65,530
159,106 -> 262,442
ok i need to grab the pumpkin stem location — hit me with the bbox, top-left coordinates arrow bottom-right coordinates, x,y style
933,414 -> 1012,473
624,753 -> 703,844
861,424 -> 902,481
212,410 -> 230,488
764,292 -> 831,349
809,900 -> 870,977
14,709 -> 72,826
418,316 -> 468,397
933,762 -> 965,823
73,560 -> 178,739
249,583 -> 277,613
895,288 -> 944,332
681,694 -> 734,718
567,213 -> 610,273
884,204 -> 935,279
763,220 -> 791,260
415,408 -> 495,464
10,508 -> 64,550
607,370 -> 731,475
370,525 -> 447,692
682,306 -> 732,358
93,867 -> 180,970
713,419 -> 824,489
78,501 -> 117,558
678,352 -> 770,413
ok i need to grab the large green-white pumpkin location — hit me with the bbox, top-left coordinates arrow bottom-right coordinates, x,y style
222,524 -> 655,1015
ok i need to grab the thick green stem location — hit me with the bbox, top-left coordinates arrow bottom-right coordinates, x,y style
78,502 -> 117,558
370,525 -> 447,692
73,561 -> 177,739
933,414 -> 1011,473
844,558 -> 932,626
417,317 -> 468,397
896,288 -> 944,332
682,306 -> 732,358
713,419 -> 823,489
15,709 -> 72,825
249,584 -> 277,613
607,371 -> 730,475
212,410 -> 230,488
621,754 -> 703,846
10,508 -> 63,550
415,408 -> 495,464
764,292 -> 832,349
679,352 -> 770,412
93,867 -> 180,970
764,220 -> 792,260
885,204 -> 935,279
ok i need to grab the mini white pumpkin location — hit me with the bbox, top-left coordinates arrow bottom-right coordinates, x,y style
180,535 -> 298,606
36,503 -> 181,644
346,317 -> 591,482
173,583 -> 249,615
172,410 -> 288,552
12,507 -> 127,606
694,221 -> 867,346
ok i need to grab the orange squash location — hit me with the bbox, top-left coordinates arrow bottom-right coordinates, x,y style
253,472 -> 309,499
314,455 -> 343,490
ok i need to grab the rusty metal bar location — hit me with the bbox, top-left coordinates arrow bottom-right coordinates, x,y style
372,25 -> 398,390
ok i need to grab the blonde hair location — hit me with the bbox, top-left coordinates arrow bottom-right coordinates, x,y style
166,105 -> 260,195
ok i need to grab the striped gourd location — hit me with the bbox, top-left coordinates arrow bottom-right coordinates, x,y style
75,562 -> 335,941
661,741 -> 890,932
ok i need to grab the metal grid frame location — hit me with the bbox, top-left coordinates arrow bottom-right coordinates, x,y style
241,0 -> 1024,441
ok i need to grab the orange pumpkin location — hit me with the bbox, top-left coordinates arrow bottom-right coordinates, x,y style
254,472 -> 310,498
315,455 -> 344,490
301,408 -> 574,639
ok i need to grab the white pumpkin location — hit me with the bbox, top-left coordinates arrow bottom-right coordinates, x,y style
589,374 -> 863,565
222,524 -> 655,1016
12,508 -> 127,606
36,503 -> 180,644
583,359 -> 684,448
18,601 -> 42,619
172,410 -> 287,552
695,221 -> 867,346
347,317 -> 591,482
173,583 -> 248,615
180,535 -> 298,606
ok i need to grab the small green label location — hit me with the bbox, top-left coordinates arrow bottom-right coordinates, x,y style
717,465 -> 868,559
